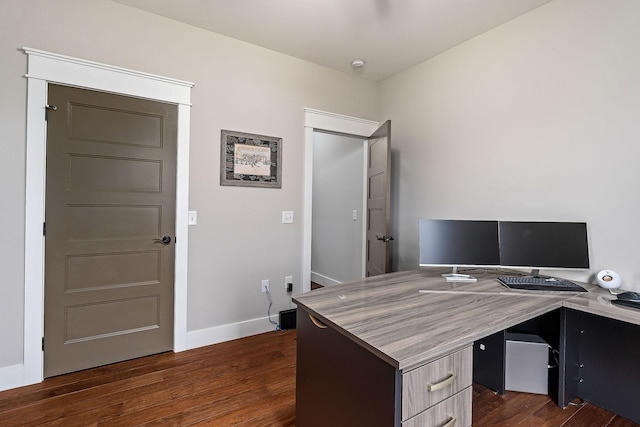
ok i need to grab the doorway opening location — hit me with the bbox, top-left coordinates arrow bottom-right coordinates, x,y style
311,131 -> 367,287
302,109 -> 380,293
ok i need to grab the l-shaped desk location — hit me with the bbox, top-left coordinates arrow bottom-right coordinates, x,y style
293,269 -> 640,426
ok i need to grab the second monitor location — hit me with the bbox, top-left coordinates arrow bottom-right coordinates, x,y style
419,219 -> 590,278
498,221 -> 590,277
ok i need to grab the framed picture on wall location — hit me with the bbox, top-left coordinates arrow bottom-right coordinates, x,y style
220,129 -> 282,188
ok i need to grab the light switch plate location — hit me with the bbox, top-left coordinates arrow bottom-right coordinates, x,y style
188,211 -> 197,225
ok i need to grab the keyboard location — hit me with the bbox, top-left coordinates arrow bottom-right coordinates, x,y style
498,276 -> 588,292
611,299 -> 640,310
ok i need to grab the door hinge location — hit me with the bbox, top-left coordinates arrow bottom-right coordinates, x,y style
42,337 -> 45,351
45,104 -> 57,121
43,222 -> 46,236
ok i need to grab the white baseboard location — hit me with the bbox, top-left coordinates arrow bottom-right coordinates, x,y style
0,364 -> 27,392
186,316 -> 276,350
311,271 -> 341,287
0,317 -> 277,393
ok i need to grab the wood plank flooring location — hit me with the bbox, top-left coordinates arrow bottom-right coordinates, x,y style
310,281 -> 323,290
0,330 -> 636,426
472,383 -> 637,427
0,331 -> 296,426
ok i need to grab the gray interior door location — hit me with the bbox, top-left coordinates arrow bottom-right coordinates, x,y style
366,120 -> 392,277
44,84 -> 177,377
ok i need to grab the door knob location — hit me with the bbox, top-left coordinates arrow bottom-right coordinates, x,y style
376,235 -> 394,243
154,235 -> 172,244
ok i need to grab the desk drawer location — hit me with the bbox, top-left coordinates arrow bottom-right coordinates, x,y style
402,346 -> 472,420
402,387 -> 471,427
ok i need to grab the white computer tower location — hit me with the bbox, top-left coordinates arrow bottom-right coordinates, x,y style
505,333 -> 549,394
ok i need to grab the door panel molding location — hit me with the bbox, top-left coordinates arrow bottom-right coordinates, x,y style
366,121 -> 392,277
23,47 -> 192,386
302,109 -> 378,294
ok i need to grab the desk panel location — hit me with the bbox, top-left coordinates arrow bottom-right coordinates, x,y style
294,269 -> 640,425
565,308 -> 640,423
294,269 -> 568,371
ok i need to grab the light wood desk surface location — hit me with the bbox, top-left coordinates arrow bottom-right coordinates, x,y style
293,268 -> 640,372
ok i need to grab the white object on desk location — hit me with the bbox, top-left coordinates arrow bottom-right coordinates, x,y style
441,273 -> 477,283
419,290 -> 502,296
596,270 -> 622,289
445,276 -> 477,282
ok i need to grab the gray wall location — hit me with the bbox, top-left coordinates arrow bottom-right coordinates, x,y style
3,0 -> 640,386
382,0 -> 640,287
311,132 -> 364,285
0,0 -> 378,371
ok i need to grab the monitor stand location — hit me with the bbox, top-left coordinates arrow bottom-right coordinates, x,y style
526,269 -> 551,279
441,267 -> 477,282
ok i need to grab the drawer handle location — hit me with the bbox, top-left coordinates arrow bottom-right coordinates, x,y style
427,373 -> 457,392
441,415 -> 456,427
308,313 -> 327,329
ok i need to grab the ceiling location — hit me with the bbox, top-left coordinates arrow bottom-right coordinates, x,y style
112,0 -> 552,81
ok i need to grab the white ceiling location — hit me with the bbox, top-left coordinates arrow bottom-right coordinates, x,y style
112,0 -> 552,81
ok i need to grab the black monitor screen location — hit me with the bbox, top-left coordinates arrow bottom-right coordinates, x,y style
498,221 -> 590,270
419,220 -> 500,267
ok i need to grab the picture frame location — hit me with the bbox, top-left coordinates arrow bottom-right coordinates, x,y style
220,129 -> 282,188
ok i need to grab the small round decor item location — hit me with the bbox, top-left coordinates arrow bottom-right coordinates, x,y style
595,269 -> 622,289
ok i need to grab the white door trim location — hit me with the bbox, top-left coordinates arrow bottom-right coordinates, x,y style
22,47 -> 193,386
302,108 -> 379,293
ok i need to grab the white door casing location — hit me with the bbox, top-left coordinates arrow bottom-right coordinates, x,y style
302,109 -> 379,293
23,47 -> 193,386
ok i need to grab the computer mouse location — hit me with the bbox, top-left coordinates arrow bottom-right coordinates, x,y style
617,291 -> 640,302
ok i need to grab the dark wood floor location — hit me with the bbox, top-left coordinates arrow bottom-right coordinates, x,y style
0,332 -> 296,426
0,330 -> 636,426
472,382 -> 637,426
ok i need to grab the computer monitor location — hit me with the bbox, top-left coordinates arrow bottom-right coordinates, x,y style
419,219 -> 501,275
498,221 -> 590,277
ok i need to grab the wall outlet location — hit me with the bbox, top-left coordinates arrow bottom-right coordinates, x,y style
282,211 -> 294,224
285,275 -> 293,290
261,279 -> 269,292
352,210 -> 358,220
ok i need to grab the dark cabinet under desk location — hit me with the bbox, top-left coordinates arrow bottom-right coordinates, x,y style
563,308 -> 640,423
473,330 -> 507,394
296,307 -> 473,427
296,308 -> 400,426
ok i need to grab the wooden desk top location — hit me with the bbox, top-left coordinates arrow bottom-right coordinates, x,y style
293,269 -> 640,372
563,285 -> 640,327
